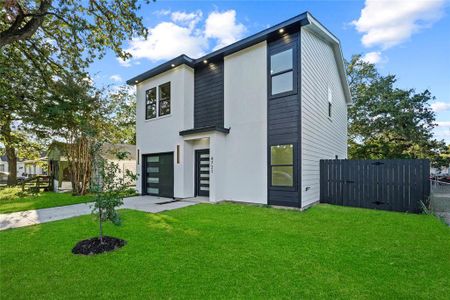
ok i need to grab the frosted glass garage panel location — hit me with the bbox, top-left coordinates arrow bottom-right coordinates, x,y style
147,167 -> 159,173
147,177 -> 159,184
147,187 -> 159,194
147,156 -> 159,163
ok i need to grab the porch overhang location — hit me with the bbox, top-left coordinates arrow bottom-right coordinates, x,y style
179,126 -> 230,137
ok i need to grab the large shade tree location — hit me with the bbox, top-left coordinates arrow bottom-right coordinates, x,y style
347,55 -> 447,166
106,86 -> 136,145
0,0 -> 148,184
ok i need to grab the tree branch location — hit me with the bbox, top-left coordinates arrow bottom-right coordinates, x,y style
0,0 -> 53,48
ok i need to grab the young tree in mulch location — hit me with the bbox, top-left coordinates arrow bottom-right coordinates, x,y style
72,153 -> 133,255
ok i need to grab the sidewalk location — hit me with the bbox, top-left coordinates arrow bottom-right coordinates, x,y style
0,196 -> 197,231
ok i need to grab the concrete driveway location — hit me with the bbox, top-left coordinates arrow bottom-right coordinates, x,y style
0,196 -> 198,231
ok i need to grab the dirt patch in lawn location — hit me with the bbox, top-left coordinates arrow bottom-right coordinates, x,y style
72,236 -> 126,255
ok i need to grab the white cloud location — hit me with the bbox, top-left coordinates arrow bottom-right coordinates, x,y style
124,21 -> 208,62
353,0 -> 445,49
154,9 -> 171,16
109,74 -> 123,82
437,121 -> 450,127
122,10 -> 246,63
171,10 -> 203,28
117,57 -> 132,67
431,101 -> 450,113
361,51 -> 384,64
204,10 -> 246,50
434,121 -> 450,142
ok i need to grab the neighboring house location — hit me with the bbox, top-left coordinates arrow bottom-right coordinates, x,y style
48,142 -> 136,191
0,155 -> 47,178
127,12 -> 351,208
1,155 -> 25,176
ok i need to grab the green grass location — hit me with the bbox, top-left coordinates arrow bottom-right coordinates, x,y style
0,190 -> 94,213
1,203 -> 449,299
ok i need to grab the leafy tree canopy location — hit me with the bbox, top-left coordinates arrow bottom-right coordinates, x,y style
105,86 -> 136,145
347,55 -> 447,166
0,0 -> 147,184
1,0 -> 148,60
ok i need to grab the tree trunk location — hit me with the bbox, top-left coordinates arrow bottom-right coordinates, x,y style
99,209 -> 103,243
6,145 -> 17,186
1,119 -> 17,185
0,0 -> 52,48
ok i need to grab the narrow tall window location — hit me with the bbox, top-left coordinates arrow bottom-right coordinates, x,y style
159,82 -> 171,116
328,87 -> 332,118
145,87 -> 157,119
270,144 -> 294,187
270,48 -> 293,95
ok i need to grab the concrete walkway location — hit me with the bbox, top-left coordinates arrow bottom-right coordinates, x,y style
0,196 -> 198,231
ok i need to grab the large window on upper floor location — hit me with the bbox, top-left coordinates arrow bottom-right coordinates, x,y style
145,82 -> 171,120
159,82 -> 171,116
145,87 -> 157,119
270,48 -> 294,96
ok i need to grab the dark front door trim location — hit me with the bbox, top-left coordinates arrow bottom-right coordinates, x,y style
195,149 -> 210,197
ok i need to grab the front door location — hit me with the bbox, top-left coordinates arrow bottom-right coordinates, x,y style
143,152 -> 174,198
195,149 -> 210,197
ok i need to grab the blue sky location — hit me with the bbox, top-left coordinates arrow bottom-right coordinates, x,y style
90,0 -> 450,143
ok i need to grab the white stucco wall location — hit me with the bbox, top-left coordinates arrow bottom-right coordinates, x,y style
222,41 -> 268,204
135,65 -> 194,197
300,27 -> 348,207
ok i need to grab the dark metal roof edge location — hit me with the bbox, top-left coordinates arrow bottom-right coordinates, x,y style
179,126 -> 230,136
126,54 -> 195,85
127,12 -> 311,85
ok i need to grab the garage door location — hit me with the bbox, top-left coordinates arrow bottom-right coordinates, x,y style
143,153 -> 174,198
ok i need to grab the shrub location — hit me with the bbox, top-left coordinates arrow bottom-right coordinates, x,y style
0,187 -> 31,201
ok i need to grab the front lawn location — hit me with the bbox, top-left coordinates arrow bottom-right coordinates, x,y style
0,189 -> 94,213
1,203 -> 449,299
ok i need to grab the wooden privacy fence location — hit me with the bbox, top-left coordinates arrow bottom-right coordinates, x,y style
320,159 -> 430,213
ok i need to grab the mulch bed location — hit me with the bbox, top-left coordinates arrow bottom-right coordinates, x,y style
72,236 -> 126,255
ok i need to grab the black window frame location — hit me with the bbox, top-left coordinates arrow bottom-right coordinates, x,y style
145,87 -> 157,120
158,82 -> 171,117
269,44 -> 297,98
328,101 -> 332,118
269,143 -> 297,190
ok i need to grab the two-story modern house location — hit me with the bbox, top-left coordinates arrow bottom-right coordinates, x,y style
127,12 -> 351,208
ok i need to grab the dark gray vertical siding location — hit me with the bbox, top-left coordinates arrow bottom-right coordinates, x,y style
267,31 -> 302,208
194,60 -> 224,128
